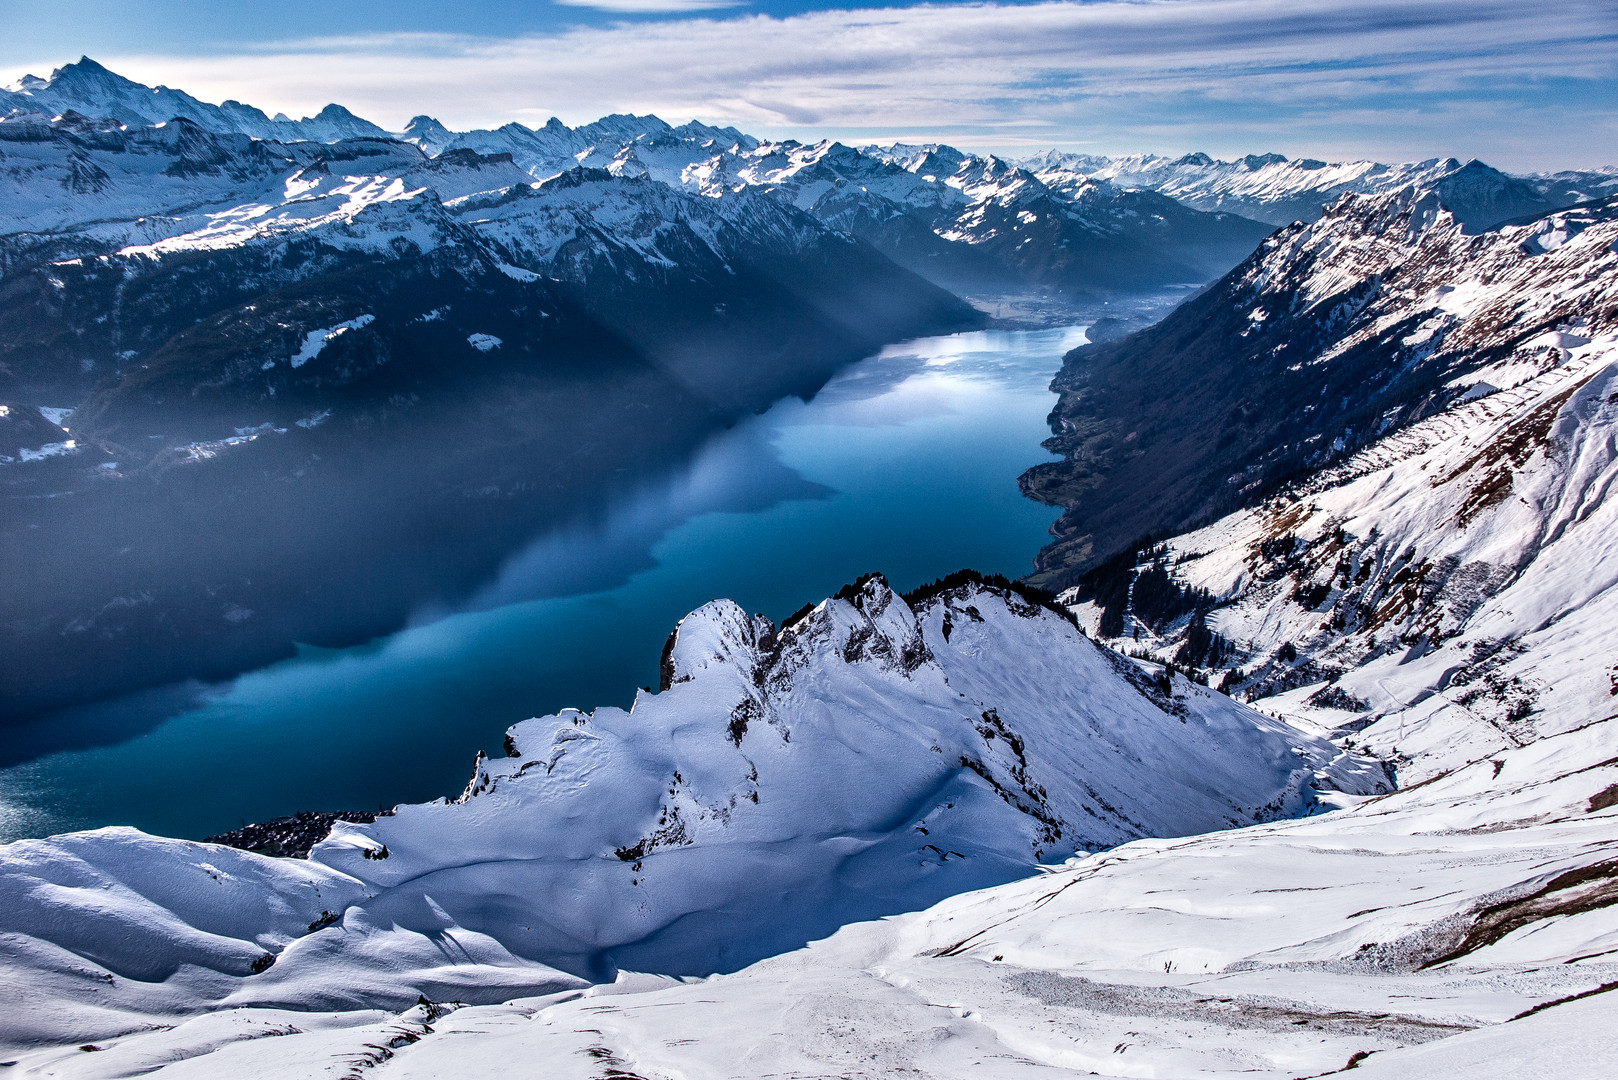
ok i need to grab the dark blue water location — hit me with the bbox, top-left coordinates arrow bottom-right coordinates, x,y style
0,325 -> 1084,842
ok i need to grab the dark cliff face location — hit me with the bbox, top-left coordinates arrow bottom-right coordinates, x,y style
1017,189 -> 1618,591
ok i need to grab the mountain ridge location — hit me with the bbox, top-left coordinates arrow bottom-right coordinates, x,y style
1019,186 -> 1618,587
0,572 -> 1385,1048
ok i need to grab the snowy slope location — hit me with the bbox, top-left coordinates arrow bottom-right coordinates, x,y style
0,115 -> 300,237
1063,223 -> 1618,789
455,167 -> 825,279
3,583 -> 1612,1076
74,780 -> 1607,1080
0,575 -> 1382,1052
1021,183 -> 1618,588
1054,190 -> 1618,693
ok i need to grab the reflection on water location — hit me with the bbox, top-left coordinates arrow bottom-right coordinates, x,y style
0,325 -> 1086,842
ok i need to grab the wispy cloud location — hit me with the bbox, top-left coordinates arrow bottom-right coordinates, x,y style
552,0 -> 747,11
66,0 -> 1618,169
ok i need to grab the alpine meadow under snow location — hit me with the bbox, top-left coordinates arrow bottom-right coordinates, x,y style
2,52 -> 1617,1079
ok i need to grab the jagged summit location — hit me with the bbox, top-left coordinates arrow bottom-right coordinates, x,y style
0,573 -> 1382,1043
50,55 -> 114,80
1,56 -> 390,143
1427,157 -> 1555,232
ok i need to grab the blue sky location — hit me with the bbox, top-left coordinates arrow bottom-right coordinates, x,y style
3,0 -> 1615,170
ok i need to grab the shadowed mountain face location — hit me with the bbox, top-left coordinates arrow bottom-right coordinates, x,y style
0,137 -> 978,721
1019,188 -> 1618,589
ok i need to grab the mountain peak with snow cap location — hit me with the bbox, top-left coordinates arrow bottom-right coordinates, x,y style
46,55 -> 122,86
0,571 -> 1385,1030
1,56 -> 388,143
399,114 -> 453,151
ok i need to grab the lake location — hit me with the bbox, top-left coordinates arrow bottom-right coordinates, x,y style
0,324 -> 1085,842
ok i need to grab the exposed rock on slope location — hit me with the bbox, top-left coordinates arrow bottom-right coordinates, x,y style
1020,189 -> 1618,587
1061,279 -> 1618,790
0,574 -> 1384,1049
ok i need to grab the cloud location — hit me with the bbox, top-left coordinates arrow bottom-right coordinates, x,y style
77,0 -> 1618,169
552,0 -> 746,11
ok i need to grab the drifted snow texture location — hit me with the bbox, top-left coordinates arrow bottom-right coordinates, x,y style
0,578 -> 1383,1049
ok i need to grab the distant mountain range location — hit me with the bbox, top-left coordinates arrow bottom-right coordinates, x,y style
1,58 -> 1274,305
0,56 -> 390,142
9,57 -> 1608,307
1023,148 -> 1618,229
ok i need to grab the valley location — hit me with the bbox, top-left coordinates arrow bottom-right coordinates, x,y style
0,323 -> 1086,842
1,50 -> 1615,1079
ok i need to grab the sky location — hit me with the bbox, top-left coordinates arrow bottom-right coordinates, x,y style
2,0 -> 1615,170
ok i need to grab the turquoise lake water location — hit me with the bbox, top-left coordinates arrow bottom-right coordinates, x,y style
0,325 -> 1084,842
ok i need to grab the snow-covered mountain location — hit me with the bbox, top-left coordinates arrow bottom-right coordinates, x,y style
1528,165 -> 1618,207
1022,184 -> 1618,588
55,712 -> 1601,1079
1024,150 -> 1593,230
3,60 -> 1273,305
0,572 -> 1385,1051
1039,191 -> 1618,789
1,57 -> 388,143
